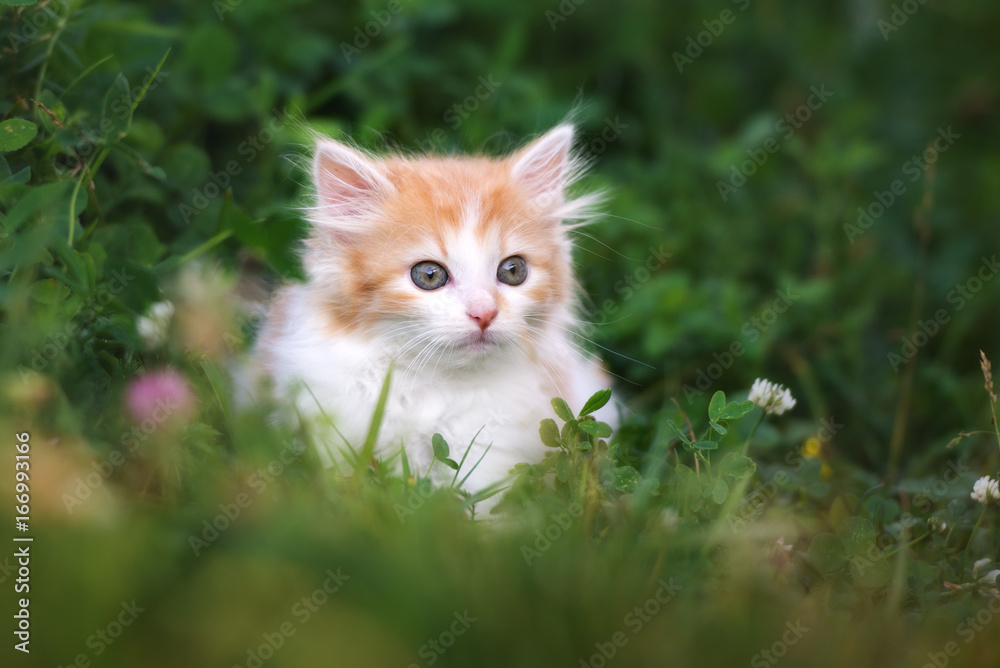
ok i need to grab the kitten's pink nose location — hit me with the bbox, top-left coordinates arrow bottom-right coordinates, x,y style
467,307 -> 498,331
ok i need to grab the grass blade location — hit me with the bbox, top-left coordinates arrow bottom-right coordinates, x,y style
357,365 -> 393,478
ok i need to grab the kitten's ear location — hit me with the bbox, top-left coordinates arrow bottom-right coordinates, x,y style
312,139 -> 392,231
510,124 -> 576,201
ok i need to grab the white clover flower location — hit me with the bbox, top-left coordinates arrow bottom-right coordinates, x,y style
945,559 -> 1000,598
136,300 -> 174,349
972,558 -> 1000,597
748,378 -> 797,415
927,516 -> 948,534
970,476 -> 1000,506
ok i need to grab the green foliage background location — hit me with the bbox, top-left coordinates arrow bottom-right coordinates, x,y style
2,0 -> 1000,666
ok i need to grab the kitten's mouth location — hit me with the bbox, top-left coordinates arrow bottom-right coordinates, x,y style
460,330 -> 499,352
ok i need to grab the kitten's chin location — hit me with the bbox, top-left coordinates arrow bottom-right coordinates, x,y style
450,330 -> 508,362
458,330 -> 499,352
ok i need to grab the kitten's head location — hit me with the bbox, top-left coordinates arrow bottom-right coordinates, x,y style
303,125 -> 598,367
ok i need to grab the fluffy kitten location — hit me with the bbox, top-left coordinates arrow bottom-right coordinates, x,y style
249,124 -> 615,496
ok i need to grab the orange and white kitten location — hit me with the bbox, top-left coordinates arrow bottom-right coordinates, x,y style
250,124 -> 615,495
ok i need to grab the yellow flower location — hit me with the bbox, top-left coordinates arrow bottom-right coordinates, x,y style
801,436 -> 833,479
802,437 -> 822,459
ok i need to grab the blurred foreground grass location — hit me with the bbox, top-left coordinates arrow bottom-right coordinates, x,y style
5,378 -> 1000,668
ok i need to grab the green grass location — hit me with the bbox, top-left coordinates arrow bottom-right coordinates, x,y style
3,0 -> 1000,665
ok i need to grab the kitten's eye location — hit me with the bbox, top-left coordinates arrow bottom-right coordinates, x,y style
410,261 -> 449,290
497,256 -> 528,286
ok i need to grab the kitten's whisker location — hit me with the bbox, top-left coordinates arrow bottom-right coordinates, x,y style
394,331 -> 439,364
424,337 -> 452,388
518,323 -> 623,389
406,341 -> 436,380
597,212 -> 663,231
376,323 -> 429,340
573,314 -> 634,326
403,332 -> 444,375
525,316 -> 654,370
389,338 -> 438,383
509,338 -> 565,396
403,334 -> 449,396
565,242 -> 615,263
520,323 -> 643,386
397,343 -> 438,397
568,231 -> 639,261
